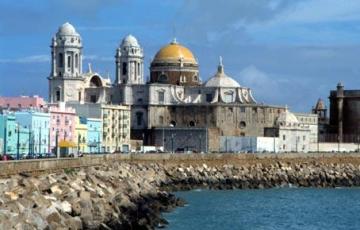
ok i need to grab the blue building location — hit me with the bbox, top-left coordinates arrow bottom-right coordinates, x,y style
0,114 -> 17,156
15,110 -> 50,154
86,117 -> 102,153
0,112 -> 31,158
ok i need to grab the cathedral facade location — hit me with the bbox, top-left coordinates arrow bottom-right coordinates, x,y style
49,22 -> 287,152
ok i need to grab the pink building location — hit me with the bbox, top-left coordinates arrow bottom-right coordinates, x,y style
0,95 -> 46,110
48,102 -> 76,152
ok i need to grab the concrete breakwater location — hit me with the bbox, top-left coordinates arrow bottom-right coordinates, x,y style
1,155 -> 360,229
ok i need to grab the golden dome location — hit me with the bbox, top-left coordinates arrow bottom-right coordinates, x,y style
153,39 -> 197,64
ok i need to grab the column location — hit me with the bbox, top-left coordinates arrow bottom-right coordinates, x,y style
338,98 -> 343,142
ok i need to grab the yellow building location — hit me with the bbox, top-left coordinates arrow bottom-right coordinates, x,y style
75,116 -> 88,154
102,104 -> 131,153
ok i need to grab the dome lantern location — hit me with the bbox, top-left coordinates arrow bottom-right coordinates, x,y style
121,34 -> 140,48
56,22 -> 79,37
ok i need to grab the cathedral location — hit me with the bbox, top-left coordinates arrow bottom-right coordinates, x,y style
49,22 -> 290,152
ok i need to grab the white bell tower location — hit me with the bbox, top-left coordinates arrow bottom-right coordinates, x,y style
48,22 -> 84,103
115,35 -> 144,85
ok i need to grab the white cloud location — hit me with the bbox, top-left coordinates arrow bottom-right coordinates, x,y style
0,55 -> 49,63
238,65 -> 280,93
278,0 -> 360,24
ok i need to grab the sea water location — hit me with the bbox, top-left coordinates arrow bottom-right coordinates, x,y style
163,188 -> 360,230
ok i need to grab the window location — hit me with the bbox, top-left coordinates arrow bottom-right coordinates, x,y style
193,75 -> 198,81
170,120 -> 176,127
67,55 -> 71,68
137,63 -> 140,75
159,74 -> 167,82
240,107 -> 246,113
158,91 -> 165,103
239,121 -> 246,129
75,54 -> 79,68
283,135 -> 286,140
136,112 -> 143,126
78,92 -> 81,101
206,94 -> 213,102
189,121 -> 195,127
56,90 -> 60,101
303,136 -> 306,141
122,62 -> 127,75
58,53 -> 63,68
90,95 -> 97,103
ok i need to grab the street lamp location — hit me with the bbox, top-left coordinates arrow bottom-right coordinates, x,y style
142,132 -> 145,154
16,123 -> 20,160
171,133 -> 175,153
55,130 -> 59,158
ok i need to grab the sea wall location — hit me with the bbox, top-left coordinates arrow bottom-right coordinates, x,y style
1,152 -> 360,176
1,154 -> 360,229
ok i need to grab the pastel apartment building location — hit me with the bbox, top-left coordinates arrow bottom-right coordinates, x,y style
48,103 -> 76,153
14,110 -> 50,154
75,116 -> 88,153
0,96 -> 46,111
86,117 -> 102,153
0,113 -> 17,156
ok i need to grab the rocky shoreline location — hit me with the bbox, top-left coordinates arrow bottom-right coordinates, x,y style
1,157 -> 360,229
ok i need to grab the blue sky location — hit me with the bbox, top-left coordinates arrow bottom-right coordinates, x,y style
1,0 -> 360,112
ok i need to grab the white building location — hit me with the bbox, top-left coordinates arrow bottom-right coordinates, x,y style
277,109 -> 311,153
294,113 -> 318,143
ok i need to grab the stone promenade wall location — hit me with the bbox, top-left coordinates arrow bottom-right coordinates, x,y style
1,152 -> 360,176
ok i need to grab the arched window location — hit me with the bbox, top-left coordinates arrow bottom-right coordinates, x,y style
75,54 -> 78,68
58,53 -> 63,68
56,90 -> 61,101
122,62 -> 127,75
239,121 -> 246,129
189,121 -> 195,127
67,55 -> 71,68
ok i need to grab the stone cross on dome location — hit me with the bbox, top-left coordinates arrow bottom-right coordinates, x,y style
218,56 -> 224,74
171,37 -> 178,44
